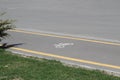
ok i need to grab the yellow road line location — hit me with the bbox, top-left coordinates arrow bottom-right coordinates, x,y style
11,29 -> 120,46
11,47 -> 120,69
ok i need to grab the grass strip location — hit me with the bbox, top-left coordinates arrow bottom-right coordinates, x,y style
0,49 -> 120,80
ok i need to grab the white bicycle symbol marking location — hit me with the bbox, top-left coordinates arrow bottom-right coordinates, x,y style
54,43 -> 74,48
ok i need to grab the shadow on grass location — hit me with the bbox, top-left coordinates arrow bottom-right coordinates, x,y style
0,43 -> 24,49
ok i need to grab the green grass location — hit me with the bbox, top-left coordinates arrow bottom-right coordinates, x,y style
0,49 -> 120,80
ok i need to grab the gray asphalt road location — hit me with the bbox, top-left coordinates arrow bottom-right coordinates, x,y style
2,30 -> 120,75
0,0 -> 120,42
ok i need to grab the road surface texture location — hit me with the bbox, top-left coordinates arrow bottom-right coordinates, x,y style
0,0 -> 120,42
1,29 -> 120,76
0,0 -> 120,76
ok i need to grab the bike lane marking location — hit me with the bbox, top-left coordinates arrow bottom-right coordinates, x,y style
11,47 -> 120,70
10,29 -> 120,46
